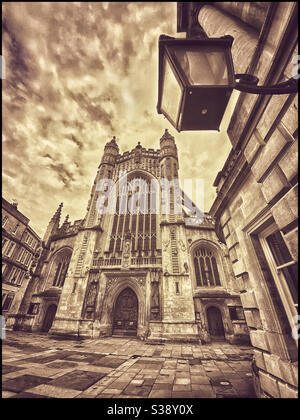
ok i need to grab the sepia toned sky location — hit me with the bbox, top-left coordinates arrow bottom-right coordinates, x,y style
2,2 -> 232,237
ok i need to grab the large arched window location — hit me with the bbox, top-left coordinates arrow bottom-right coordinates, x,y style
50,248 -> 72,288
194,247 -> 221,287
108,173 -> 158,254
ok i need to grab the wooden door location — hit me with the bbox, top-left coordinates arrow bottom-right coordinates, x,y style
41,304 -> 57,332
207,306 -> 225,340
113,288 -> 138,336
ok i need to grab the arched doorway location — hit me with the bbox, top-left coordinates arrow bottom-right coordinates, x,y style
41,304 -> 57,332
207,306 -> 225,341
113,288 -> 138,336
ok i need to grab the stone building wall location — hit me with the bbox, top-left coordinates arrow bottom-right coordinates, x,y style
2,197 -> 41,329
185,2 -> 298,398
14,130 -> 248,346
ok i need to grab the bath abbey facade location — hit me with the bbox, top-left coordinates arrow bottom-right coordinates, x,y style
11,130 -> 249,344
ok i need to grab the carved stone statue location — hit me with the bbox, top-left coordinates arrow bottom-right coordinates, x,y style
150,270 -> 161,320
87,282 -> 98,306
122,238 -> 131,268
184,262 -> 189,273
151,282 -> 159,307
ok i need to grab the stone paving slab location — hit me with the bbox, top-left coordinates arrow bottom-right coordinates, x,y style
2,331 -> 256,399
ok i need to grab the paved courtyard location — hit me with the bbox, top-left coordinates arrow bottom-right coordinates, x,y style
2,331 -> 256,399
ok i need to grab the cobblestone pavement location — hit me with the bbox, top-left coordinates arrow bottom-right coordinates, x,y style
2,331 -> 256,399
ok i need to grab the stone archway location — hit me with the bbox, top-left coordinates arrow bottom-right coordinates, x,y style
98,275 -> 147,339
207,306 -> 225,341
112,287 -> 138,336
41,304 -> 57,333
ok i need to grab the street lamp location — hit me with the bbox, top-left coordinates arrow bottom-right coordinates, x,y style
157,35 -> 298,132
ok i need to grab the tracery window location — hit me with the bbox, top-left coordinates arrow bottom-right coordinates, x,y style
194,247 -> 221,287
109,174 -> 157,254
51,249 -> 72,288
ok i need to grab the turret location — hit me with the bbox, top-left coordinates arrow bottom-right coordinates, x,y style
99,136 -> 119,179
43,202 -> 63,246
159,129 -> 179,180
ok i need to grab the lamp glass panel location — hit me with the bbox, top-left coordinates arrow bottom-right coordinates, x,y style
172,46 -> 228,86
161,56 -> 182,124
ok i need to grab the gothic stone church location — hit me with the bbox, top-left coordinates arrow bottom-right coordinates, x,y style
16,130 -> 249,344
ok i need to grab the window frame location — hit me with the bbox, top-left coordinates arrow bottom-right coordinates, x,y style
259,223 -> 298,335
4,241 -> 15,257
12,223 -> 20,235
2,215 -> 9,227
193,246 -> 222,288
2,293 -> 14,311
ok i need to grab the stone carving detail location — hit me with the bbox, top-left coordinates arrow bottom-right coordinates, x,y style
163,240 -> 170,251
178,239 -> 186,252
106,277 -> 119,290
106,276 -> 146,291
150,269 -> 162,321
122,236 -> 131,268
83,276 -> 99,319
86,281 -> 98,306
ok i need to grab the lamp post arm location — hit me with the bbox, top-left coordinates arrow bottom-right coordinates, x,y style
234,74 -> 298,94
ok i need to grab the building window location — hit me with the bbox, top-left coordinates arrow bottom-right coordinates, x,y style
24,252 -> 32,267
175,282 -> 180,294
9,266 -> 19,284
16,247 -> 25,262
12,223 -> 20,235
2,263 -> 7,274
108,174 -> 157,254
259,224 -> 298,333
2,215 -> 9,227
4,241 -> 15,257
16,270 -> 25,286
193,247 -> 221,287
229,306 -> 245,321
28,303 -> 40,315
2,293 -> 14,311
20,250 -> 28,264
2,238 -> 9,252
51,249 -> 72,288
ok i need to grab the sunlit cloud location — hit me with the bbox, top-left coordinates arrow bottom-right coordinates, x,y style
2,2 -> 232,237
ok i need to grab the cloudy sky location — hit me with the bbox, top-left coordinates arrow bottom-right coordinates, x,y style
2,2 -> 233,237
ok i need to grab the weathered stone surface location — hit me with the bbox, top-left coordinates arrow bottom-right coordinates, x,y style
263,353 -> 282,379
231,259 -> 247,277
277,381 -> 298,398
261,165 -> 289,203
251,128 -> 291,182
259,371 -> 280,398
240,291 -> 258,309
281,95 -> 298,136
256,94 -> 290,140
244,130 -> 265,165
253,349 -> 266,371
249,330 -> 269,352
278,359 -> 298,387
244,309 -> 262,329
226,229 -> 239,249
271,185 -> 298,230
283,228 -> 298,261
278,139 -> 298,181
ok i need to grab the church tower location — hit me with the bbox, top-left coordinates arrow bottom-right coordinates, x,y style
37,129 -> 247,345
49,131 -> 197,340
